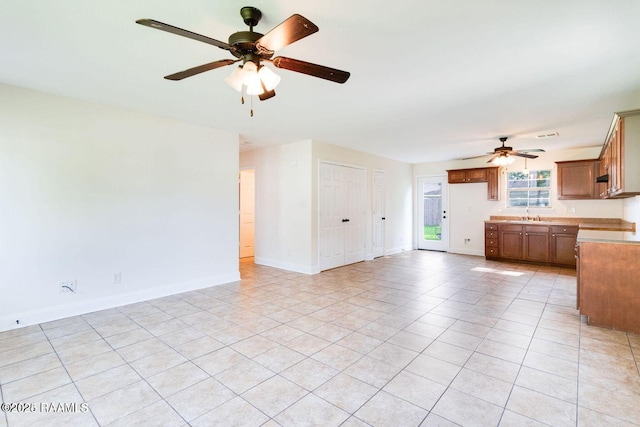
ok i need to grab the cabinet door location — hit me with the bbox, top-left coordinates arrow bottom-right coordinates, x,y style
524,226 -> 550,262
448,170 -> 467,183
499,225 -> 523,259
551,234 -> 577,266
550,225 -> 578,266
486,168 -> 500,200
466,168 -> 487,182
609,119 -> 622,195
557,160 -> 597,199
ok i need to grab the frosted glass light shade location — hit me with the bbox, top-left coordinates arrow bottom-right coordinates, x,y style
493,154 -> 515,166
224,65 -> 245,92
258,66 -> 281,91
241,62 -> 263,95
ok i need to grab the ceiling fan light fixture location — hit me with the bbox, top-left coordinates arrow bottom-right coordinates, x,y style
492,154 -> 515,166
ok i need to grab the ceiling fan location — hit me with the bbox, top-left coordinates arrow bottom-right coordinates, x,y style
136,6 -> 350,104
464,137 -> 545,165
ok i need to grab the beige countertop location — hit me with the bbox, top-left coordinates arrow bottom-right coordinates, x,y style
487,216 -> 635,232
577,229 -> 640,244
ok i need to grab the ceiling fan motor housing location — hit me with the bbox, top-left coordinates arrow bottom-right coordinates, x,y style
240,6 -> 262,27
228,31 -> 267,59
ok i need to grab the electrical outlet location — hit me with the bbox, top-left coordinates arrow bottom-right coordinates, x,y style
113,273 -> 122,284
59,280 -> 77,293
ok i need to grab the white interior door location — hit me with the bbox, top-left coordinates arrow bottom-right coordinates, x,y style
320,163 -> 345,270
372,170 -> 385,258
417,175 -> 449,251
320,162 -> 365,271
343,167 -> 365,265
239,169 -> 255,258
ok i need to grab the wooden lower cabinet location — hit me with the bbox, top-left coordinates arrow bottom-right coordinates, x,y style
550,225 -> 579,266
524,225 -> 550,262
486,222 -> 577,267
578,241 -> 640,334
498,225 -> 524,259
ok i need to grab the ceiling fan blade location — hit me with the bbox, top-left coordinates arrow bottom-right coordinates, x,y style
164,59 -> 237,81
271,57 -> 350,83
512,152 -> 539,159
259,89 -> 276,101
256,14 -> 319,53
519,148 -> 545,153
136,19 -> 232,51
462,154 -> 490,160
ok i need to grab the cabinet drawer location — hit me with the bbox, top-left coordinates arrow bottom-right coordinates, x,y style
485,223 -> 498,231
485,247 -> 498,256
485,238 -> 498,247
550,225 -> 578,234
486,231 -> 498,239
525,225 -> 550,233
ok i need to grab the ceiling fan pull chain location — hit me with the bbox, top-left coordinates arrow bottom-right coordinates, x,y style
250,96 -> 254,117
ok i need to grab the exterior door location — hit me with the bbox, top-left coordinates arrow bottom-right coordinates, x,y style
319,162 -> 365,271
417,176 -> 448,251
372,170 -> 385,258
239,169 -> 255,258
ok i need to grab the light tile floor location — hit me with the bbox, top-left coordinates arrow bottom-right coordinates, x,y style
1,251 -> 639,426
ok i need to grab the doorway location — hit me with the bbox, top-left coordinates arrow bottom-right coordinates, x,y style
239,168 -> 255,258
417,176 -> 448,251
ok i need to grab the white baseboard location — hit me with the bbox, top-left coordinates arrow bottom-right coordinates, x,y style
0,272 -> 240,333
385,246 -> 413,256
447,246 -> 485,256
254,257 -> 317,275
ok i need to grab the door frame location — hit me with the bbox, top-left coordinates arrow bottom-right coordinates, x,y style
372,169 -> 386,258
416,175 -> 449,251
239,166 -> 256,259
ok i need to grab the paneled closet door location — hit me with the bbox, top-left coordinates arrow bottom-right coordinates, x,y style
319,162 -> 365,271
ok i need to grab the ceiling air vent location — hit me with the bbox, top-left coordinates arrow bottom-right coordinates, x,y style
536,132 -> 559,139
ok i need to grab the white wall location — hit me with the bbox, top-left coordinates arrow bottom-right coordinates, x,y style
0,85 -> 240,331
240,140 -> 413,274
414,146 -> 625,256
623,196 -> 640,224
240,141 -> 314,273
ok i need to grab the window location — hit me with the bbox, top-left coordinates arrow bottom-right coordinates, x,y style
507,170 -> 551,207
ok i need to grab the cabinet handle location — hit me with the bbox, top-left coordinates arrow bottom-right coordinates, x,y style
552,234 -> 555,237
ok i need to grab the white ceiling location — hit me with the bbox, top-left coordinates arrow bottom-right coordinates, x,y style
3,0 -> 640,163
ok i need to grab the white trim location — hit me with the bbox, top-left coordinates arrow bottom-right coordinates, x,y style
0,272 -> 240,333
255,256 -> 318,275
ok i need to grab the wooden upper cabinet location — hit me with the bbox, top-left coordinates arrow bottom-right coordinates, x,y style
447,167 -> 488,183
447,169 -> 468,183
598,110 -> 640,198
556,159 -> 600,199
486,168 -> 500,201
447,167 -> 500,200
